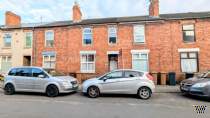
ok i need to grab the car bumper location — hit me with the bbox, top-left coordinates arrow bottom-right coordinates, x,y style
60,85 -> 79,93
180,86 -> 210,97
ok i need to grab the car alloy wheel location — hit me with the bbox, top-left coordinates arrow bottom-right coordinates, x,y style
138,87 -> 151,100
4,84 -> 15,95
88,86 -> 100,98
46,85 -> 59,97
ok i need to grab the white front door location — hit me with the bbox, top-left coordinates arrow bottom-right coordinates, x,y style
109,60 -> 118,71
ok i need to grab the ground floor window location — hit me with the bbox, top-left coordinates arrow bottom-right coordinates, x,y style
42,52 -> 56,69
132,53 -> 149,72
1,56 -> 12,73
80,53 -> 95,73
180,52 -> 198,73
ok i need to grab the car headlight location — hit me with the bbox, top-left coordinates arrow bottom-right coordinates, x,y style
192,83 -> 208,88
62,81 -> 71,87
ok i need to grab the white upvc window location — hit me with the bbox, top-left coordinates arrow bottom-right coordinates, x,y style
0,56 -> 12,73
83,27 -> 93,45
108,25 -> 117,44
45,30 -> 54,47
25,32 -> 33,48
131,50 -> 149,72
80,51 -> 96,73
180,52 -> 198,73
133,25 -> 145,43
3,33 -> 12,47
43,55 -> 56,69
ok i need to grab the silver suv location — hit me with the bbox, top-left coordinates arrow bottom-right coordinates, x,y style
3,67 -> 78,97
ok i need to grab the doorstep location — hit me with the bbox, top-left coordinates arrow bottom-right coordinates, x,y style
155,85 -> 180,93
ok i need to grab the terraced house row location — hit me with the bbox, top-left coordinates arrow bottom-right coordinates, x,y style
1,0 -> 210,84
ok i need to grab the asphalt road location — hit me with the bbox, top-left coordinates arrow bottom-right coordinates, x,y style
0,89 -> 210,118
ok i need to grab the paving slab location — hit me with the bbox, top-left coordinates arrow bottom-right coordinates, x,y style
155,85 -> 180,93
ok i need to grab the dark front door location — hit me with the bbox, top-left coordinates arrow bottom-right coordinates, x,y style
23,56 -> 31,66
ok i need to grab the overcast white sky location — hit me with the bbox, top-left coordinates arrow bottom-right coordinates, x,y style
0,0 -> 210,24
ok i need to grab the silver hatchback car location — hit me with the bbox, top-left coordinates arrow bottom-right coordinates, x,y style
82,69 -> 155,99
3,67 -> 78,97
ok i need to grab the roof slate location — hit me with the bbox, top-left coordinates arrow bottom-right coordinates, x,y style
1,11 -> 210,29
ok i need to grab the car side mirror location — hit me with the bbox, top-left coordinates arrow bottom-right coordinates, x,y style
38,75 -> 45,78
103,79 -> 107,82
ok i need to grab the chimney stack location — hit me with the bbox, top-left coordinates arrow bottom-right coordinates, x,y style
5,11 -> 21,26
72,1 -> 82,22
149,0 -> 159,17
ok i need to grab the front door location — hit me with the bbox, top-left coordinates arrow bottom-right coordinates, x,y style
108,54 -> 118,71
23,56 -> 31,66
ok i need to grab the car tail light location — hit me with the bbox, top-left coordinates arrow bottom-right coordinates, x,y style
146,73 -> 154,81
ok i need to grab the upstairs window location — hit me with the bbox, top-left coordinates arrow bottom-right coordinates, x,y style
25,32 -> 33,48
108,26 -> 117,44
134,25 -> 145,43
3,33 -> 12,47
83,28 -> 92,45
182,24 -> 195,42
45,30 -> 54,47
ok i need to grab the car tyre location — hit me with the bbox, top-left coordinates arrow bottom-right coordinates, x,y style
4,83 -> 15,95
137,87 -> 151,100
87,86 -> 100,98
46,85 -> 59,97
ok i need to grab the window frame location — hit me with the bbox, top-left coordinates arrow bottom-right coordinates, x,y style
3,33 -> 12,48
180,52 -> 199,73
45,30 -> 54,47
131,52 -> 149,72
182,24 -> 196,43
133,24 -> 145,44
42,55 -> 56,69
80,53 -> 95,73
25,32 -> 33,48
108,25 -> 117,45
82,27 -> 93,45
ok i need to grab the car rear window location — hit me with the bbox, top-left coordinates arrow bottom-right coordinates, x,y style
125,71 -> 143,78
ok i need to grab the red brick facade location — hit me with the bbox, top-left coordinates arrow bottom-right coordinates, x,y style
32,18 -> 210,82
32,1 -> 210,83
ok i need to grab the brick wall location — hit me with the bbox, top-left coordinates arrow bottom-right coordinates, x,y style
33,18 -> 210,82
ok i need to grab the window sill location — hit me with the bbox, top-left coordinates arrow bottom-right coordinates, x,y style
45,46 -> 54,48
108,43 -> 117,46
2,47 -> 11,49
24,47 -> 32,49
133,42 -> 146,45
183,41 -> 196,44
